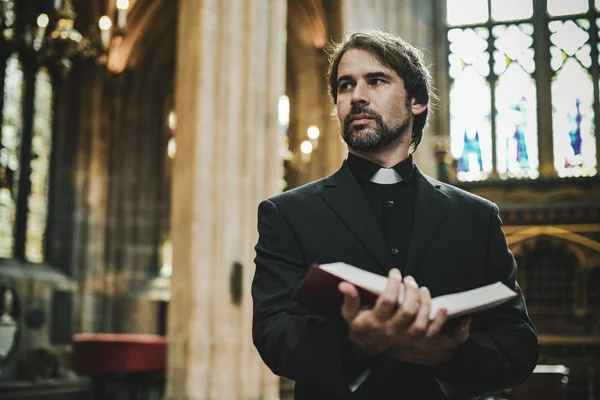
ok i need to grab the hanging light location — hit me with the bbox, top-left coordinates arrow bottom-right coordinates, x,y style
33,13 -> 49,51
31,0 -> 86,74
1,0 -> 126,75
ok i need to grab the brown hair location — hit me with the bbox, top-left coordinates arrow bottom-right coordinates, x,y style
327,30 -> 437,151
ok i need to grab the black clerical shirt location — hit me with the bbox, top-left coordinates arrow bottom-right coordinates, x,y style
346,152 -> 415,272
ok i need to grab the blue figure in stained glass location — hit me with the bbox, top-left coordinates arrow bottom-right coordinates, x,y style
458,129 -> 483,173
567,98 -> 583,166
512,97 -> 529,169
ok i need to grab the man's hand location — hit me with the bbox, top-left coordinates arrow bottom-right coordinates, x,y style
388,317 -> 471,365
339,268 -> 470,365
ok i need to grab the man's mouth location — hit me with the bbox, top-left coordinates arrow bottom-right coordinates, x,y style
350,114 -> 374,124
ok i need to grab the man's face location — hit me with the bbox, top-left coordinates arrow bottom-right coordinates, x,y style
336,48 -> 413,152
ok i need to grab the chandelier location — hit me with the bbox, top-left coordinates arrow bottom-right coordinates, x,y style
0,0 -> 130,75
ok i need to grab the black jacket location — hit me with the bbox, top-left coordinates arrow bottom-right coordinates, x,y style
252,162 -> 538,399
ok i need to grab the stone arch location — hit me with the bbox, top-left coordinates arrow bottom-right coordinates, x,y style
507,225 -> 600,257
516,235 -> 581,312
105,0 -> 177,74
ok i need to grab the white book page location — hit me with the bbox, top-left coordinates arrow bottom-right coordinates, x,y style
430,281 -> 516,319
320,263 -> 515,319
320,262 -> 405,304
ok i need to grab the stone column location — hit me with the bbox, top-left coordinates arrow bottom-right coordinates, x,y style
167,0 -> 286,399
79,66 -> 109,333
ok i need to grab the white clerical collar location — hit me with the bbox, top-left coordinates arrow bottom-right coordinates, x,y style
369,168 -> 403,184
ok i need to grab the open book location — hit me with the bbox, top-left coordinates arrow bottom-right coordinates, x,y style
293,262 -> 517,320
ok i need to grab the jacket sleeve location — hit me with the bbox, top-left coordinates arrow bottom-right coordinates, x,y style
251,199 -> 356,398
435,202 -> 539,397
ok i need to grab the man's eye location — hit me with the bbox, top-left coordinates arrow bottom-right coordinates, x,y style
339,82 -> 354,91
370,78 -> 384,86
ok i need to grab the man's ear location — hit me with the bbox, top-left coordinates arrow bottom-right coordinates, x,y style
411,98 -> 427,116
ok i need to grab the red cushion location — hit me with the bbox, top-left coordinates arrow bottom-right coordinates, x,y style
72,333 -> 166,374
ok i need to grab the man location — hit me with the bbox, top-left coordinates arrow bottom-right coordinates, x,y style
252,30 -> 538,399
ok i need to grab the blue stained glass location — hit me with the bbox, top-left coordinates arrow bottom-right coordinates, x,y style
552,58 -> 597,177
450,66 -> 493,181
0,54 -> 23,258
495,63 -> 539,179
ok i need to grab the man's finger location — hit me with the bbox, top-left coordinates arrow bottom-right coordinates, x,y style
408,286 -> 431,336
390,275 -> 420,327
425,308 -> 448,338
339,282 -> 361,322
452,317 -> 471,343
373,269 -> 402,321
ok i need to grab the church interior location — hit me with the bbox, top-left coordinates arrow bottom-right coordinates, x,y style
0,0 -> 599,399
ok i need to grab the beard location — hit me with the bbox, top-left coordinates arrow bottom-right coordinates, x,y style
341,105 -> 411,152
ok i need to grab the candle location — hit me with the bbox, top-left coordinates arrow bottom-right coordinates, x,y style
36,14 -> 49,42
54,0 -> 61,10
99,15 -> 111,48
116,0 -> 129,28
117,9 -> 126,28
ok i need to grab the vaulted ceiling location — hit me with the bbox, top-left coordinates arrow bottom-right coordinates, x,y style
18,0 -> 176,74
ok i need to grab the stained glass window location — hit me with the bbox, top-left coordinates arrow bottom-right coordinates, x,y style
550,20 -> 597,177
446,0 -> 599,181
448,28 -> 492,181
26,68 -> 53,262
0,54 -> 23,258
494,24 -> 538,179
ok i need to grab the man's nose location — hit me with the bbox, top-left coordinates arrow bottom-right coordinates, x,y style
351,82 -> 370,107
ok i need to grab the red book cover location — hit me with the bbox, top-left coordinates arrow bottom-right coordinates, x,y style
293,263 -> 379,312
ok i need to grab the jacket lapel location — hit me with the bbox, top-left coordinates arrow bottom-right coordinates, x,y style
404,167 -> 450,276
321,163 -> 394,274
